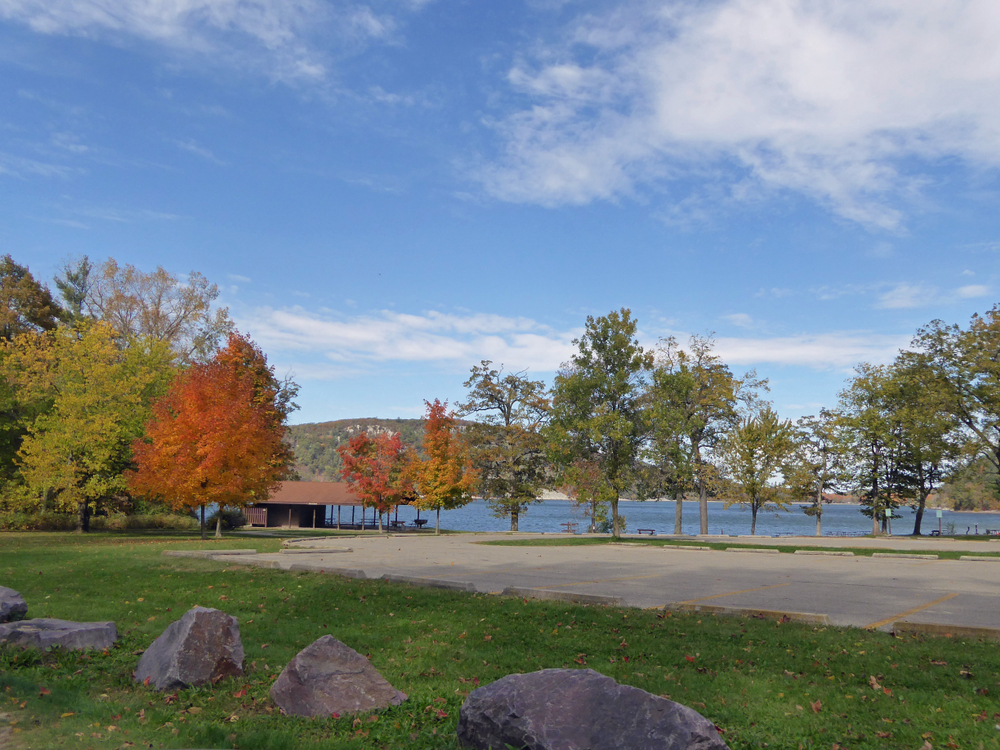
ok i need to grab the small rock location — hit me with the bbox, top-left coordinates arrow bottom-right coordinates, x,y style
0,587 -> 27,623
0,618 -> 117,651
134,607 -> 244,691
270,635 -> 407,717
457,668 -> 730,750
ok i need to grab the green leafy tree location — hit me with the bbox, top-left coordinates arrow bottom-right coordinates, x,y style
458,361 -> 551,531
786,410 -> 840,536
834,363 -> 913,535
649,335 -> 765,535
913,309 -> 1000,494
2,322 -> 172,531
411,399 -> 476,535
548,309 -> 653,538
717,405 -> 796,535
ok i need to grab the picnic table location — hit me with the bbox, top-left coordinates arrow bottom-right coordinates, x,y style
413,518 -> 428,528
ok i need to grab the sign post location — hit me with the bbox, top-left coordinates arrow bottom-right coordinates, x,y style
936,509 -> 943,535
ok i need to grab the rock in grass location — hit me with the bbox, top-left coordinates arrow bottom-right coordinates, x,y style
270,635 -> 407,717
134,607 -> 244,691
0,587 -> 27,623
0,618 -> 117,651
457,668 -> 730,750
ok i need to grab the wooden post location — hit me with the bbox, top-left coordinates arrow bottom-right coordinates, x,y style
337,505 -> 341,530
288,507 -> 292,528
313,507 -> 316,528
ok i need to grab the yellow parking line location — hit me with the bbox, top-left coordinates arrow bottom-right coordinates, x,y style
865,593 -> 958,630
678,582 -> 792,604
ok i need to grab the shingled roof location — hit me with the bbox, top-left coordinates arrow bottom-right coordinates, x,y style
255,481 -> 364,506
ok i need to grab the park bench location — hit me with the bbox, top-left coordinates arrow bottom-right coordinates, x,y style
636,528 -> 655,536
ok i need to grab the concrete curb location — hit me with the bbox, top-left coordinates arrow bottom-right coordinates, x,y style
871,553 -> 939,560
382,574 -> 477,592
664,546 -> 712,551
959,556 -> 1000,561
669,602 -> 831,625
501,587 -> 624,607
892,620 -> 1000,642
161,550 -> 257,558
726,547 -> 781,554
216,556 -> 280,568
278,548 -> 353,554
288,565 -> 367,579
794,550 -> 855,557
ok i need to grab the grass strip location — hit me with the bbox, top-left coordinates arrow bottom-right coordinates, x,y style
2,531 -> 999,750
479,537 -> 1000,560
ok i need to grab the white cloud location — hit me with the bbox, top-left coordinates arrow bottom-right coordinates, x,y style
237,306 -> 582,374
483,0 -> 1000,229
876,283 -> 936,309
172,138 -> 226,165
238,305 -> 913,381
0,0 -> 424,83
723,312 -> 754,328
713,332 -> 909,369
957,284 -> 990,298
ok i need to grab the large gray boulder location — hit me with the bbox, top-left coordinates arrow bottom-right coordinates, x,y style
457,668 -> 730,750
270,635 -> 407,717
0,587 -> 27,623
0,618 -> 117,651
134,607 -> 244,691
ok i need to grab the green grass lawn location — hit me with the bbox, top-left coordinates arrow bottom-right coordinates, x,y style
2,532 -> 999,749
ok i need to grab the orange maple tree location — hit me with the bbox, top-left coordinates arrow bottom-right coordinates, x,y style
411,399 -> 476,534
128,332 -> 294,538
337,432 -> 412,532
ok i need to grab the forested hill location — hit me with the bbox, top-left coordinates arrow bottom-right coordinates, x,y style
286,418 -> 426,482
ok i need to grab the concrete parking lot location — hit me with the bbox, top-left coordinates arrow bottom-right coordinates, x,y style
209,533 -> 1000,637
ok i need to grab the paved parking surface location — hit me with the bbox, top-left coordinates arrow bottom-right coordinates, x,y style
220,534 -> 1000,634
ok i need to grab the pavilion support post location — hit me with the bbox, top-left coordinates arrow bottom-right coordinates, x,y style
338,505 -> 341,530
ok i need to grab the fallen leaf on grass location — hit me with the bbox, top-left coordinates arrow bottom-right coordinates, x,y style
38,688 -> 50,697
684,656 -> 696,663
810,700 -> 822,714
869,675 -> 881,691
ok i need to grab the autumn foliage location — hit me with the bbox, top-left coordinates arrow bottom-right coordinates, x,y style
411,399 -> 476,533
128,332 -> 294,536
337,432 -> 412,531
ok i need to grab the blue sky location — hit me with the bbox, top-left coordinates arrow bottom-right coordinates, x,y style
4,0 -> 1000,425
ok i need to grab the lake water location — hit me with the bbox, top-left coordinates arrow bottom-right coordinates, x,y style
388,498 -> 1000,537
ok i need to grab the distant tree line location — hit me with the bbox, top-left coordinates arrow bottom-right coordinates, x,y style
0,255 -> 296,536
449,307 -> 1000,537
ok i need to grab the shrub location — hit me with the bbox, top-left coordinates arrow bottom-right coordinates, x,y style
206,508 -> 248,531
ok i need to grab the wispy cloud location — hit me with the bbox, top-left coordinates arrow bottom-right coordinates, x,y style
237,306 -> 581,374
722,312 -> 754,328
482,0 -> 1000,230
172,138 -> 226,165
237,305 -> 915,381
0,0 -> 428,84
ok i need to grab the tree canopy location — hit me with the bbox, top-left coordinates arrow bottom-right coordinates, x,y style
128,332 -> 295,538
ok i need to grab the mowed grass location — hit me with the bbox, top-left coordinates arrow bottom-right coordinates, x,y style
1,532 -> 998,750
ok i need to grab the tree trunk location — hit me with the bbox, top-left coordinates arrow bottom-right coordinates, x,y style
674,491 -> 683,535
510,509 -> 519,532
76,499 -> 87,534
215,514 -> 222,539
200,504 -> 206,540
912,492 -> 928,535
611,497 -> 621,538
435,508 -> 440,535
378,512 -> 383,533
815,483 -> 823,536
750,504 -> 757,535
699,481 -> 708,535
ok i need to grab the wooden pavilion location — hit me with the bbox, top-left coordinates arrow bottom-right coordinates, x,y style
245,481 -> 389,530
